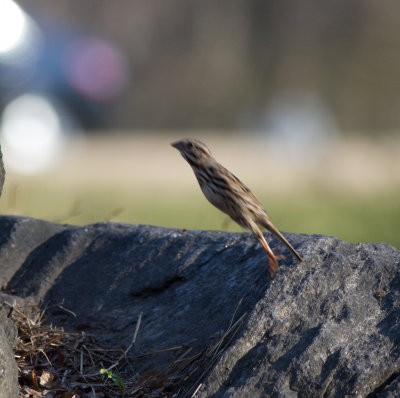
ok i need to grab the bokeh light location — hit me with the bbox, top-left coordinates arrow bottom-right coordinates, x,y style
262,91 -> 339,162
0,0 -> 26,54
0,94 -> 70,174
0,0 -> 42,70
63,37 -> 129,103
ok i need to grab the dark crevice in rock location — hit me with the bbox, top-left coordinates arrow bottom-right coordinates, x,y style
130,275 -> 187,298
366,371 -> 400,397
275,325 -> 322,373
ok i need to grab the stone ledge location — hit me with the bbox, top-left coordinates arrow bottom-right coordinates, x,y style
0,215 -> 399,397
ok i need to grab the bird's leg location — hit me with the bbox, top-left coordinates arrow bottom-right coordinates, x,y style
252,226 -> 279,279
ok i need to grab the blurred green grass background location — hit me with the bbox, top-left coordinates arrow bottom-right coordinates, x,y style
0,133 -> 399,249
1,184 -> 399,249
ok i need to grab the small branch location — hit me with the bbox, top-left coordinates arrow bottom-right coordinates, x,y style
107,312 -> 143,371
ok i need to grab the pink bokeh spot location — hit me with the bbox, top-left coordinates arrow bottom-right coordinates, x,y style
63,37 -> 128,102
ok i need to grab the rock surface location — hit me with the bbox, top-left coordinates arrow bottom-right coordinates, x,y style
0,300 -> 18,398
0,145 -> 4,197
1,215 -> 400,397
0,146 -> 18,398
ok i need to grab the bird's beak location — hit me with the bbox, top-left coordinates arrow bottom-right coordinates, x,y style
171,141 -> 182,150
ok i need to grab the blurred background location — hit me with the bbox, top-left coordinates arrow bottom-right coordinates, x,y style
0,0 -> 399,248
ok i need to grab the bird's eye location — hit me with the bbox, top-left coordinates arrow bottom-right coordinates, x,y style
188,142 -> 195,149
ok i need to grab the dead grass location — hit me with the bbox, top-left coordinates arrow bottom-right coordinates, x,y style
7,298 -> 245,397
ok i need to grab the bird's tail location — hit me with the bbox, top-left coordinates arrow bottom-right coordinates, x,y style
261,219 -> 304,264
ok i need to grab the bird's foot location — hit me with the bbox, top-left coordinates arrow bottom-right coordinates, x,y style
268,255 -> 279,279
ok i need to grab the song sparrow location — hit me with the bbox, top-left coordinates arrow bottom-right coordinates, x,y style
171,138 -> 304,278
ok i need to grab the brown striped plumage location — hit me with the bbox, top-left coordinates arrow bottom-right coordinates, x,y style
171,138 -> 304,279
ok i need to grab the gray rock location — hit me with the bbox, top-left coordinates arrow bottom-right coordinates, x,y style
1,215 -> 400,397
0,145 -> 4,198
0,299 -> 18,398
377,377 -> 400,398
0,149 -> 18,398
196,237 -> 400,398
0,217 -> 67,288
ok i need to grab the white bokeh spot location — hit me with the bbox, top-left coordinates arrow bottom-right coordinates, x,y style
0,0 -> 27,54
0,94 -> 66,174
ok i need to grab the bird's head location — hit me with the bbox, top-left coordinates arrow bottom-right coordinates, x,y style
171,138 -> 213,166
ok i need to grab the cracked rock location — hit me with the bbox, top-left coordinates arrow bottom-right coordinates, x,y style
1,215 -> 400,397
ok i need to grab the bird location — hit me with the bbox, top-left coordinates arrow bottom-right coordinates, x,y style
171,138 -> 304,278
